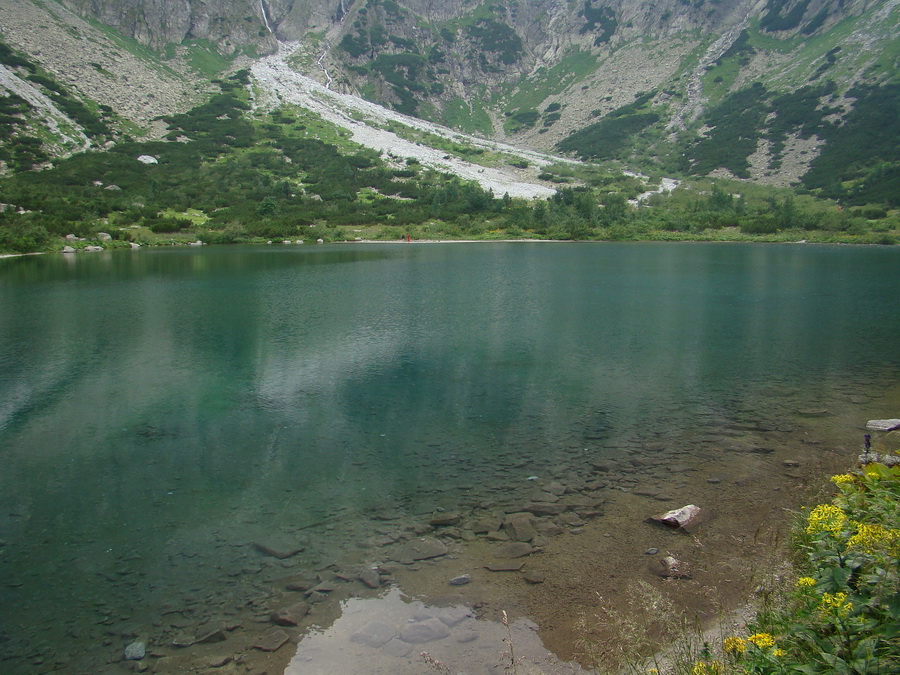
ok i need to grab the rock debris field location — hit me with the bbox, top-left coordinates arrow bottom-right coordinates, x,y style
251,43 -> 564,200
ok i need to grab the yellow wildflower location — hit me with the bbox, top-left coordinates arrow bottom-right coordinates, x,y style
846,522 -> 900,555
773,648 -> 787,657
863,465 -> 882,479
819,591 -> 852,617
723,636 -> 747,654
795,576 -> 816,588
830,473 -> 856,486
690,661 -> 723,675
805,504 -> 848,535
747,633 -> 776,648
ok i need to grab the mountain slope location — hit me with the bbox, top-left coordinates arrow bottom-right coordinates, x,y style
0,0 -> 897,201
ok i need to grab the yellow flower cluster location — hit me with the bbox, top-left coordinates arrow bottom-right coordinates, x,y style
805,504 -> 848,535
863,465 -> 883,480
723,636 -> 747,654
830,473 -> 856,486
846,522 -> 900,555
773,648 -> 787,657
747,633 -> 776,648
818,591 -> 852,617
795,576 -> 816,588
690,660 -> 723,675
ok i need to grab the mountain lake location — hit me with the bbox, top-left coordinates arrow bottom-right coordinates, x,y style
1,242 -> 898,673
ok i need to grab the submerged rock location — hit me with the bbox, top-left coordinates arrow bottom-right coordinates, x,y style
358,568 -> 382,589
449,574 -> 471,586
124,641 -> 145,660
253,539 -> 303,559
650,504 -> 702,530
253,628 -> 290,652
350,621 -> 396,647
485,561 -> 525,572
391,537 -> 449,563
399,617 -> 450,644
503,513 -> 537,542
494,542 -> 537,559
271,601 -> 309,626
654,555 -> 692,579
430,511 -> 461,526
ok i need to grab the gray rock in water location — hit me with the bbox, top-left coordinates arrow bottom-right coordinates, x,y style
391,537 -> 449,563
382,637 -> 414,656
650,504 -> 702,530
503,513 -> 537,542
654,555 -> 692,579
358,568 -> 382,589
430,511 -> 461,526
522,502 -> 567,516
271,601 -> 309,626
350,621 -> 396,647
399,617 -> 450,644
124,641 -> 145,660
196,628 -> 227,644
438,607 -> 472,626
494,542 -> 537,559
253,539 -> 303,559
61,246 -> 76,253
867,419 -> 900,432
523,570 -> 546,584
253,628 -> 290,652
449,574 -> 471,586
485,561 -> 525,572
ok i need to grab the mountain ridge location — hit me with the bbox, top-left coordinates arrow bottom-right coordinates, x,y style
0,0 -> 897,200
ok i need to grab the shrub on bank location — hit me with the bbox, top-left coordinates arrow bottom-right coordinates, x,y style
710,462 -> 900,675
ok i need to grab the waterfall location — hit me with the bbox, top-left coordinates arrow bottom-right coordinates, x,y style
260,0 -> 273,34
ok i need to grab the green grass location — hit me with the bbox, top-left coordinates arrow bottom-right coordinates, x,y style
502,48 -> 598,114
442,96 -> 493,135
181,39 -> 233,78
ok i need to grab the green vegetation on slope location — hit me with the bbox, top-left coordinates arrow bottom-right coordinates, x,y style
0,38 -> 115,170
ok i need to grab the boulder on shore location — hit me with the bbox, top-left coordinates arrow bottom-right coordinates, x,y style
866,419 -> 900,432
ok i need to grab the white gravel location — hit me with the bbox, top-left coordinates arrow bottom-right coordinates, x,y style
250,43 -> 566,200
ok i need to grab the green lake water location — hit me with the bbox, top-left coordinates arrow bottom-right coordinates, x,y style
1,242 -> 898,673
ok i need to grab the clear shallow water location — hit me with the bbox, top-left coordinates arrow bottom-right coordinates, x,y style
0,242 -> 898,673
